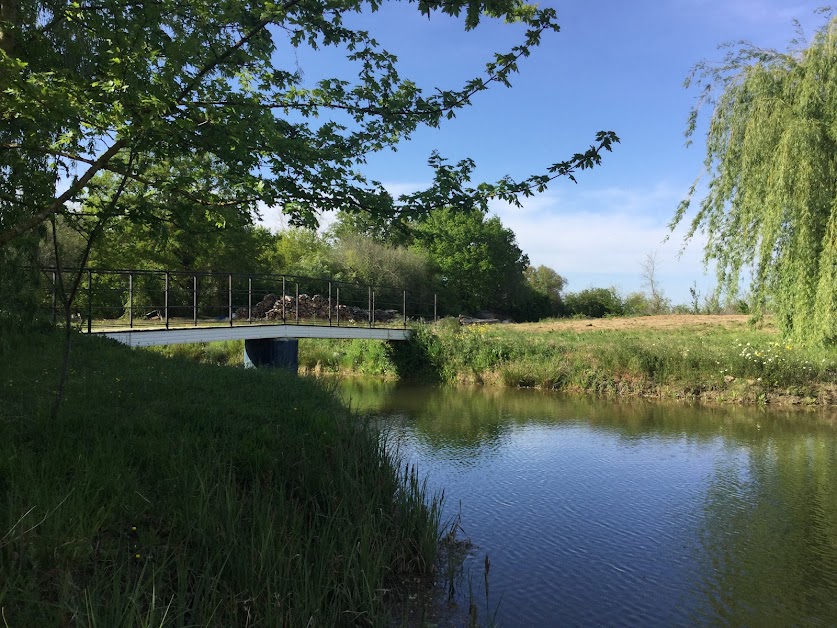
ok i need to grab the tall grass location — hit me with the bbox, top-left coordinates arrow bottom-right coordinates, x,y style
298,339 -> 398,377
149,339 -> 245,367
152,339 -> 400,377
0,330 -> 441,625
424,322 -> 837,403
262,318 -> 837,406
143,317 -> 837,404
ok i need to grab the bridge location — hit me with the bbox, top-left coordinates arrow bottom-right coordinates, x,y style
46,268 -> 437,370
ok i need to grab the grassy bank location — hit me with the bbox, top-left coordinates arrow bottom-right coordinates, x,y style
0,328 -> 441,626
419,315 -> 837,405
148,315 -> 837,405
154,337 -> 400,377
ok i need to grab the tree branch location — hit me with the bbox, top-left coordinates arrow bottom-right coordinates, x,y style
0,138 -> 127,246
1,0 -> 304,246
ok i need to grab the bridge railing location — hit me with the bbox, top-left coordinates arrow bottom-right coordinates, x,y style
42,268 -> 438,333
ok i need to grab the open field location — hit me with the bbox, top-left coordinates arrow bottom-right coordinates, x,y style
514,314 -> 778,334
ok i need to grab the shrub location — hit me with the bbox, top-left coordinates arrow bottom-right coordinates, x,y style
563,287 -> 624,318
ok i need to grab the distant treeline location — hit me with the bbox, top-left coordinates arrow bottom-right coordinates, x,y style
42,204 -> 754,322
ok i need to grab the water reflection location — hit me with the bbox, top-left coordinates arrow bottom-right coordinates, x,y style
338,380 -> 837,626
697,435 -> 837,625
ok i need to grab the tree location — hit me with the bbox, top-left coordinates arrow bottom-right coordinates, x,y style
0,0 -> 618,253
327,209 -> 411,247
524,264 -> 566,316
330,235 -> 431,289
623,291 -> 652,316
640,251 -> 668,314
270,228 -> 336,279
87,163 -> 280,275
672,12 -> 837,344
411,207 -> 529,315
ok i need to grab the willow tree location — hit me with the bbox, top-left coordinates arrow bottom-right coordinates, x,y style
673,13 -> 837,344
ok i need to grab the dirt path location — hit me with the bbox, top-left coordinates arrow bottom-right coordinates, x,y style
512,314 -> 778,334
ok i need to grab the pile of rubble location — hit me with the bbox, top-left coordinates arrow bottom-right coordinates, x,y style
237,293 -> 400,324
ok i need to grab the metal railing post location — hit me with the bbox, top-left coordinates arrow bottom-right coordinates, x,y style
228,274 -> 233,327
328,281 -> 332,326
86,269 -> 92,333
403,290 -> 407,329
128,273 -> 133,329
368,286 -> 372,328
248,278 -> 252,324
295,282 -> 299,324
282,276 -> 286,323
193,275 -> 198,326
164,271 -> 169,329
336,287 -> 340,326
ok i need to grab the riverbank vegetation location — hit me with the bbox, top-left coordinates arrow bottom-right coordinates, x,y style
0,328 -> 442,625
285,315 -> 837,406
429,316 -> 837,405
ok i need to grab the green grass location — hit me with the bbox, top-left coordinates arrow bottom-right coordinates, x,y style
0,328 -> 441,626
149,339 -> 245,367
144,316 -> 837,405
422,319 -> 837,404
299,338 -> 398,377
151,339 -> 398,376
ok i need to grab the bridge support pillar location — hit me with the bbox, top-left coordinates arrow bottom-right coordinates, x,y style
243,338 -> 298,372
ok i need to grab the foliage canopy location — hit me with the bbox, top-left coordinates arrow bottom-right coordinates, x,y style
0,0 -> 618,249
673,12 -> 837,344
524,264 -> 566,314
411,206 -> 528,315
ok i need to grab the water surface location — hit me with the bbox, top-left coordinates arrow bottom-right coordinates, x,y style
339,381 -> 837,626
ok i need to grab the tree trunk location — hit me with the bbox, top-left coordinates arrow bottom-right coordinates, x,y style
50,305 -> 73,420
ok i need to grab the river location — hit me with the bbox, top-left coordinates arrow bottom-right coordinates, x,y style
337,380 -> 837,627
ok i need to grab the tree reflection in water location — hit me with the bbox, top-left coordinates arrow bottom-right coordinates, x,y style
336,379 -> 837,625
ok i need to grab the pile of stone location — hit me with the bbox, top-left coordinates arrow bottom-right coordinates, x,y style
237,293 -> 400,324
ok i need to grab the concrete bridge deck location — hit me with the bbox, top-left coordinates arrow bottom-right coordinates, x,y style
98,323 -> 411,347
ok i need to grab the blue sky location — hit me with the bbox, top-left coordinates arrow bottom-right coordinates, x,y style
262,1 -> 827,305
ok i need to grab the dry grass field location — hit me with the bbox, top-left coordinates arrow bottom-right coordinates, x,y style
513,314 -> 779,334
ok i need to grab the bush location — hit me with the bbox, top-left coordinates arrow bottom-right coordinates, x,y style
623,292 -> 652,316
563,287 -> 624,318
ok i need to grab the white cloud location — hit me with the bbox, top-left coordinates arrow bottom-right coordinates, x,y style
256,181 -> 427,234
255,201 -> 338,234
488,182 -> 715,303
